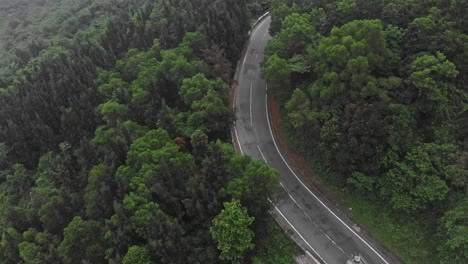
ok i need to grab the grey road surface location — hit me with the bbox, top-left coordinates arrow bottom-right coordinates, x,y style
233,16 -> 401,264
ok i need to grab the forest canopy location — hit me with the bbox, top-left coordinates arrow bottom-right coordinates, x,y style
0,0 -> 300,263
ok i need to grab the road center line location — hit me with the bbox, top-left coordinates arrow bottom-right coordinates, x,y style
250,81 -> 253,127
264,91 -> 389,264
288,193 -> 349,257
272,203 -> 327,264
261,142 -> 348,257
257,145 -> 267,163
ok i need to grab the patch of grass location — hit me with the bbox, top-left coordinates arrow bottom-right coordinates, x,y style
252,217 -> 301,264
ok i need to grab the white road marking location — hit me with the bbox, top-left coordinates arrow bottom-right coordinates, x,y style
242,52 -> 248,67
255,54 -> 258,63
250,81 -> 253,127
287,193 -> 348,256
306,251 -> 322,264
264,91 -> 390,264
272,202 -> 327,264
251,17 -> 269,37
237,15 -> 389,264
288,194 -> 311,220
233,126 -> 244,155
257,145 -> 267,163
264,139 -> 348,256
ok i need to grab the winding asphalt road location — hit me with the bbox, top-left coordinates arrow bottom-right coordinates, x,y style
233,16 -> 400,264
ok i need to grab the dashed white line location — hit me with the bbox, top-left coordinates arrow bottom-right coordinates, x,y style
264,91 -> 390,264
257,145 -> 267,163
242,52 -> 248,67
287,192 -> 349,256
273,204 -> 327,264
264,143 -> 348,257
250,81 -> 253,127
235,16 -> 326,264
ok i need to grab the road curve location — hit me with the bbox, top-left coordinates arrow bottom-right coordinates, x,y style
233,16 -> 400,264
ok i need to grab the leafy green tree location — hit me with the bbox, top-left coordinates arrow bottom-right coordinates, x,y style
311,19 -> 392,103
210,199 -> 255,263
269,0 -> 300,34
261,54 -> 292,103
385,104 -> 415,154
84,164 -> 115,220
123,245 -> 151,264
285,88 -> 312,129
265,13 -> 320,59
179,73 -> 227,107
190,129 -> 209,161
225,157 -> 283,219
59,216 -> 106,264
336,0 -> 360,23
96,70 -> 129,100
188,87 -> 234,139
438,199 -> 468,264
379,143 -> 456,212
18,229 -> 60,264
38,195 -> 73,235
409,52 -> 461,123
0,228 -> 22,263
159,48 -> 202,86
98,100 -> 129,125
176,74 -> 234,139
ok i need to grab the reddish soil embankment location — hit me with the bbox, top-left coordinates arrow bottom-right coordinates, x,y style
268,98 -> 320,190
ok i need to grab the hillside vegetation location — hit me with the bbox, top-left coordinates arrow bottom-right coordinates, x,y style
262,0 -> 467,263
0,0 -> 300,263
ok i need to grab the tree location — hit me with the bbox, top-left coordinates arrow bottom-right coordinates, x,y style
311,19 -> 392,104
84,164 -> 115,220
409,52 -> 461,123
179,73 -> 227,107
210,199 -> 255,263
438,199 -> 468,263
98,100 -> 128,125
176,74 -> 234,140
225,157 -> 283,220
18,229 -> 60,264
38,195 -> 73,236
379,143 -> 455,212
123,245 -> 151,264
265,13 -> 320,59
0,228 -> 22,263
261,54 -> 292,103
127,202 -> 186,263
285,88 -> 312,129
58,216 -> 106,264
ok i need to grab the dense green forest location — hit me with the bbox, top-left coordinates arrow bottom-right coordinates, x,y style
0,0 -> 300,263
262,0 -> 467,263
